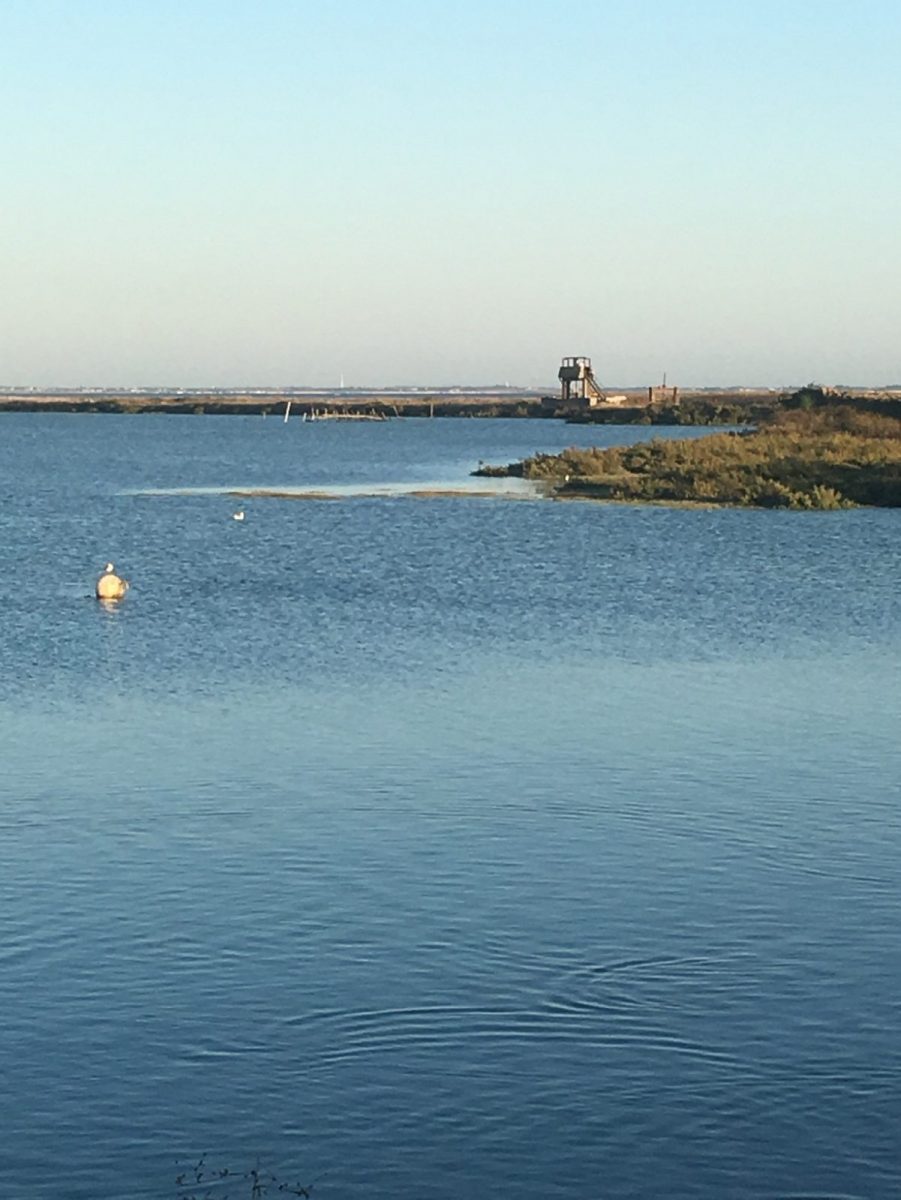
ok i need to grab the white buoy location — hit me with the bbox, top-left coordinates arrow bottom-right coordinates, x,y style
96,562 -> 129,600
232,510 -> 245,521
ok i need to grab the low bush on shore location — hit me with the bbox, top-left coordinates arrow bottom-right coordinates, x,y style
475,406 -> 901,509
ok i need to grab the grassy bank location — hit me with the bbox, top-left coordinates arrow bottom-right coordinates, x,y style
475,407 -> 901,509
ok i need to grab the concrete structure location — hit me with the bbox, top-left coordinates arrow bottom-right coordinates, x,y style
648,384 -> 680,405
558,357 -> 606,407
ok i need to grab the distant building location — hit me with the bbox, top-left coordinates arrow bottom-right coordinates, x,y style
543,357 -> 676,412
558,356 -> 606,406
648,385 -> 679,405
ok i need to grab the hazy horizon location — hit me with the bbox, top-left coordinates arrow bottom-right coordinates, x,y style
3,378 -> 899,394
2,0 -> 899,388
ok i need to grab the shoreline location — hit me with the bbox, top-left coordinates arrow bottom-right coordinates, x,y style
0,392 -> 544,418
0,388 -> 792,424
474,402 -> 901,510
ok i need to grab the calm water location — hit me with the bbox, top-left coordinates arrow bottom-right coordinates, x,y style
1,415 -> 899,1200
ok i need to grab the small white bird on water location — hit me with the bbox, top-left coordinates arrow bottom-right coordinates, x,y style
96,562 -> 129,601
232,510 -> 245,521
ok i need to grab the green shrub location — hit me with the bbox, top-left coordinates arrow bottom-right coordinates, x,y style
484,406 -> 901,508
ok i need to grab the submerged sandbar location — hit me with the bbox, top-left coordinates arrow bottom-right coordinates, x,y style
227,484 -> 537,501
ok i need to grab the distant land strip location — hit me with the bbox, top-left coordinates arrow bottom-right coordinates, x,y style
0,387 -> 803,424
1,386 -> 899,425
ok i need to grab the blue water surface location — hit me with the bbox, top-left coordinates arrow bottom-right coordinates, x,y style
0,414 -> 899,1200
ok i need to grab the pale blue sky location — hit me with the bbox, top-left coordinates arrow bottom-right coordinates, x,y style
1,0 -> 899,387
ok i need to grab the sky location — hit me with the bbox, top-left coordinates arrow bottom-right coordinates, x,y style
1,0 -> 899,388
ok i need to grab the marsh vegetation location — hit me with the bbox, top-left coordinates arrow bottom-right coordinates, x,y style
476,404 -> 901,509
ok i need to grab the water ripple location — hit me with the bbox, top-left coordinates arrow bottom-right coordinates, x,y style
276,1002 -> 740,1070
